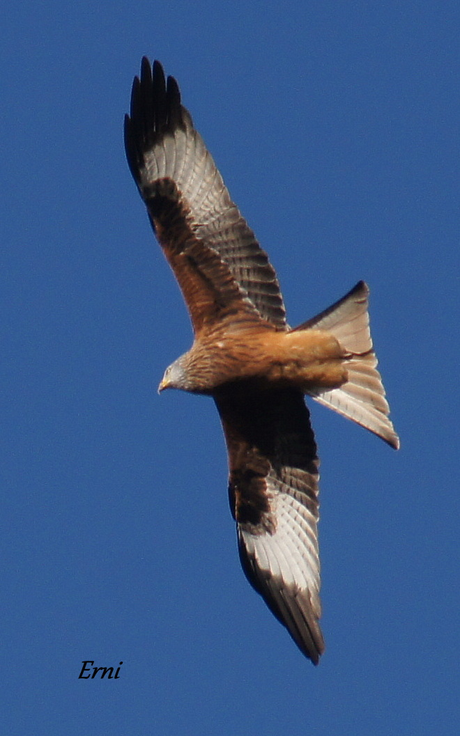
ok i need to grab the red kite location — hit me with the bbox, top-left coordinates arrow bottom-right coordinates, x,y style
124,58 -> 399,664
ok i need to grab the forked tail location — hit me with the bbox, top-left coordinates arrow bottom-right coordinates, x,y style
294,281 -> 399,449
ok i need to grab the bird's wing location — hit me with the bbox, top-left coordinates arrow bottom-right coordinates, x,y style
214,385 -> 325,664
125,58 -> 287,335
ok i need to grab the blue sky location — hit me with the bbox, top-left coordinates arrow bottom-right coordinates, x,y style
2,1 -> 459,734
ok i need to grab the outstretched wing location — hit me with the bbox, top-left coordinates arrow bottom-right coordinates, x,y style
215,384 -> 325,664
124,58 -> 286,335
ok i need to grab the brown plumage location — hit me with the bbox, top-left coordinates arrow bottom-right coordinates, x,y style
124,58 -> 399,664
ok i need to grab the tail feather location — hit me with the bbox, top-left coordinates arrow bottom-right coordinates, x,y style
296,280 -> 372,353
298,282 -> 399,449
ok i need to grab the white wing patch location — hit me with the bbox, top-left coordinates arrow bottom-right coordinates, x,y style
239,480 -> 321,611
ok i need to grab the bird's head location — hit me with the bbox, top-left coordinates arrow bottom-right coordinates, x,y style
158,355 -> 194,393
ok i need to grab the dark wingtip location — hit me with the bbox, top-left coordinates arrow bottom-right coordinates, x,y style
238,535 -> 324,666
388,433 -> 400,450
353,279 -> 369,296
142,55 -> 153,80
123,112 -> 137,183
125,57 -> 190,184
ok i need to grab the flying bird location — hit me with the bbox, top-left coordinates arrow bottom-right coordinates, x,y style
124,58 -> 399,664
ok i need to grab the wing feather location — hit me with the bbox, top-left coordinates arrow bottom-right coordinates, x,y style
215,385 -> 325,664
125,58 -> 287,333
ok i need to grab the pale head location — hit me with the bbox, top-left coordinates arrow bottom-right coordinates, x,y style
158,354 -> 195,393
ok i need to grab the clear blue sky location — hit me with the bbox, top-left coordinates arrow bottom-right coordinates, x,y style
2,2 -> 459,734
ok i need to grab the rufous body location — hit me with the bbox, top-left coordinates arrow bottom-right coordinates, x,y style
181,326 -> 347,394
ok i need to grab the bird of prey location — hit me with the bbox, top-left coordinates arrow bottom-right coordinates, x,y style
124,58 -> 399,665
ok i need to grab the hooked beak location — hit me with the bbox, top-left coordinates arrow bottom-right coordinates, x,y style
157,377 -> 169,394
